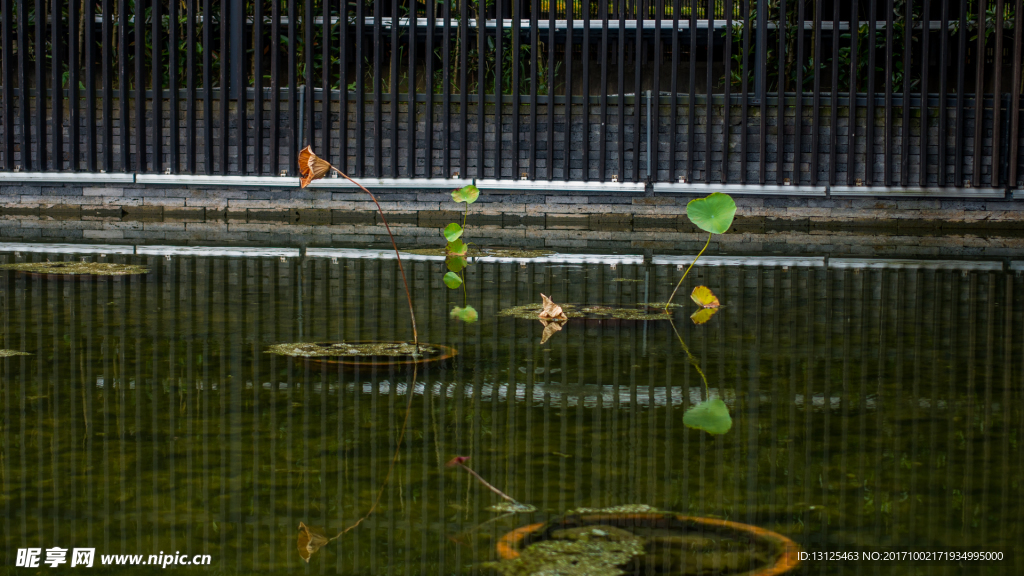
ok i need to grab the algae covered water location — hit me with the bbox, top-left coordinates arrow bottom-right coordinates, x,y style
0,247 -> 1021,575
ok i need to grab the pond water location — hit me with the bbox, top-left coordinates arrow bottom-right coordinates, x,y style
0,245 -> 1021,575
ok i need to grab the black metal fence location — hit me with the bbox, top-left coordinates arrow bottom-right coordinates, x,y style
1,0 -> 1023,188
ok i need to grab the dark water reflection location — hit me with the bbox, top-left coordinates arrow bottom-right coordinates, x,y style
0,250 -> 1021,575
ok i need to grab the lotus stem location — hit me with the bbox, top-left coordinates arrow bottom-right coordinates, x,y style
447,457 -> 521,505
328,166 -> 418,347
664,232 -> 712,313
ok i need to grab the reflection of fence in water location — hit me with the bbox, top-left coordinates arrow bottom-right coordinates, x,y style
0,252 -> 1021,573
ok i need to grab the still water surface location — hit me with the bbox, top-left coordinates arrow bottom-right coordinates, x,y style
0,248 -> 1021,575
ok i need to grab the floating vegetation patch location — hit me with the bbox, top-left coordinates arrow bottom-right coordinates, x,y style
494,531 -> 646,576
568,504 -> 664,515
499,304 -> 670,321
266,342 -> 437,358
404,248 -> 555,259
0,261 -> 149,276
489,502 -> 538,514
0,350 -> 31,358
611,278 -> 644,283
265,341 -> 457,366
646,302 -> 683,310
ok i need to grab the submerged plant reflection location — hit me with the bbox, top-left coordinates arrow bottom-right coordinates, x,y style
669,318 -> 733,436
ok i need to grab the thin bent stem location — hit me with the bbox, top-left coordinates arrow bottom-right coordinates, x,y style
664,232 -> 713,313
668,317 -> 710,397
329,165 -> 418,346
455,462 -> 521,505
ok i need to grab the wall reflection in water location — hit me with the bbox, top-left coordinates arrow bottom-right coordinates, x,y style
0,252 -> 1021,574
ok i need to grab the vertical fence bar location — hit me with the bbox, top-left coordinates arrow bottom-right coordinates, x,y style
776,0 -> 786,185
35,0 -> 46,169
425,0 -> 434,178
810,0 -> 821,185
390,0 -> 398,177
170,0 -> 180,173
954,0 -> 967,186
306,0 -> 315,156
289,0 -> 298,175
220,0 -> 230,173
270,0 -> 280,175
883,0 -> 894,186
938,0 -> 949,185
829,0 -> 839,185
563,0 -> 572,180
547,0 -> 555,179
153,0 -> 162,171
582,0 -> 590,180
992,0 -> 1004,187
707,0 -> 716,183
846,0 -> 857,186
898,0 -> 910,186
688,0 -> 696,182
633,0 -> 643,182
529,0 -> 537,179
740,0 -> 749,182
617,0 -> 624,180
865,0 -> 876,185
119,0 -> 129,171
1,0 -> 11,169
722,0 -> 731,183
495,0 -> 503,180
323,0 -> 332,164
355,0 -> 364,176
52,0 -> 63,169
972,0 -> 986,186
795,0 -> 805,184
757,0 -> 768,184
16,0 -> 29,169
668,0 -> 678,182
1011,0 -> 1023,186
460,0 -> 468,176
408,0 -> 417,177
340,0 -> 349,174
511,0 -> 520,179
918,0 -> 928,186
443,0 -> 452,177
253,0 -> 263,174
477,0 -> 485,179
85,0 -> 96,171
103,0 -> 114,172
203,0 -> 213,174
234,1 -> 246,175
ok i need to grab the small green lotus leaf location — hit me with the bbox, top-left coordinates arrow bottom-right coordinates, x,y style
446,255 -> 468,273
443,223 -> 464,242
446,239 -> 468,256
449,305 -> 479,323
682,398 -> 732,435
686,192 -> 737,235
443,271 -> 463,289
452,184 -> 480,204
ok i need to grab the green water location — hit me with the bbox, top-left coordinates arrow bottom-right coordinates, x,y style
0,250 -> 1021,575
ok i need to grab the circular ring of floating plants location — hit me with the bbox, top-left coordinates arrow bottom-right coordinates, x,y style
0,261 -> 149,280
496,512 -> 801,576
265,341 -> 458,367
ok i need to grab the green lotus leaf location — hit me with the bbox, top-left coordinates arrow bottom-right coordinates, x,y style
452,184 -> 480,204
686,192 -> 737,235
443,271 -> 463,289
449,305 -> 479,323
446,239 -> 468,256
446,255 -> 468,273
682,398 -> 733,435
443,223 -> 464,242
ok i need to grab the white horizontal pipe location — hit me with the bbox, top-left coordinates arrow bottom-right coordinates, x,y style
135,174 -> 299,187
0,172 -> 135,184
0,242 -> 135,255
653,255 -> 826,267
829,258 -> 1003,271
830,186 -> 1005,198
653,182 -> 827,196
136,246 -> 300,257
475,179 -> 645,193
306,177 -> 474,190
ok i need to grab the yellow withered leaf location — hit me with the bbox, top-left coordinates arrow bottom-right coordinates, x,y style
538,293 -> 568,321
297,522 -> 330,563
690,285 -> 720,309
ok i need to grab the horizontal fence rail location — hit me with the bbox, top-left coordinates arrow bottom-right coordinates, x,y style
0,0 -> 1022,190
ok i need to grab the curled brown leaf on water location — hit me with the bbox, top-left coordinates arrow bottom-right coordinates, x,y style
539,319 -> 565,345
297,146 -> 332,188
297,522 -> 330,563
538,293 -> 567,321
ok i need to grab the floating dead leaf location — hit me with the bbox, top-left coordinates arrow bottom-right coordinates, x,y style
0,261 -> 149,276
298,146 -> 332,188
539,319 -> 565,345
297,521 -> 330,563
539,294 -> 567,321
690,286 -> 720,308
